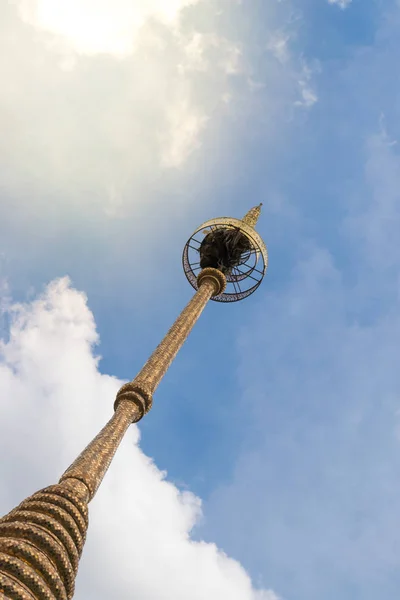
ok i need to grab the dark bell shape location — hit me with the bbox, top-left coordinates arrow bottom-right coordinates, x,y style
199,228 -> 251,274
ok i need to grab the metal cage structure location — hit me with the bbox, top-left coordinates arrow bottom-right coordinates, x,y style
183,217 -> 268,302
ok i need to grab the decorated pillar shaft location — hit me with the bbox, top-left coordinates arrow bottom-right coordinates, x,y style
0,203 -> 267,600
60,267 -> 226,500
0,267 -> 226,600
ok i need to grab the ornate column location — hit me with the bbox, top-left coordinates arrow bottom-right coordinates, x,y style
0,268 -> 226,600
0,203 -> 267,600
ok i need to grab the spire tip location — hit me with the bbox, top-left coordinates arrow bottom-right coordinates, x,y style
242,203 -> 263,229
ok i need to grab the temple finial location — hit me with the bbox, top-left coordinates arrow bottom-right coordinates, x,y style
242,203 -> 263,229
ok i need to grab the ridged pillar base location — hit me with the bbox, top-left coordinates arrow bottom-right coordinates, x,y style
0,483 -> 89,600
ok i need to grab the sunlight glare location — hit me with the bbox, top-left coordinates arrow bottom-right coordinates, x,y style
22,0 -> 198,56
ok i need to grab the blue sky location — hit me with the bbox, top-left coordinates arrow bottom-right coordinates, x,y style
1,0 -> 400,599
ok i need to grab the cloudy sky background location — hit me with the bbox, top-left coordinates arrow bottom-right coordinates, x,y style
1,0 -> 400,599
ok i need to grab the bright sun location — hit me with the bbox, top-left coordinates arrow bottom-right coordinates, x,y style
19,0 -> 198,56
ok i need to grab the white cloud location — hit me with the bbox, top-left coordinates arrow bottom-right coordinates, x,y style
267,33 -> 291,64
266,31 -> 318,109
17,0 -> 200,56
0,277 -> 278,600
0,0 -> 317,247
0,1 -> 246,226
295,82 -> 318,108
327,0 -> 352,9
160,97 -> 208,168
295,63 -> 318,108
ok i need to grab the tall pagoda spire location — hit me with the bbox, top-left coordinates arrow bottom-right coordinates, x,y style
0,206 -> 268,599
242,202 -> 263,229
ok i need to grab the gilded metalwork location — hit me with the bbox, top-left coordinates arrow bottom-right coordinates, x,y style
0,483 -> 89,599
195,217 -> 268,267
183,207 -> 268,302
0,207 -> 265,599
117,268 -> 226,404
60,399 -> 141,501
242,203 -> 263,228
196,267 -> 227,296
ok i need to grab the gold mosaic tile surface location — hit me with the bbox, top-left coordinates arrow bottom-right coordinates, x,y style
0,269 -> 226,599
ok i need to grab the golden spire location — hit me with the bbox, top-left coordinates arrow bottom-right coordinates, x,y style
242,203 -> 263,229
